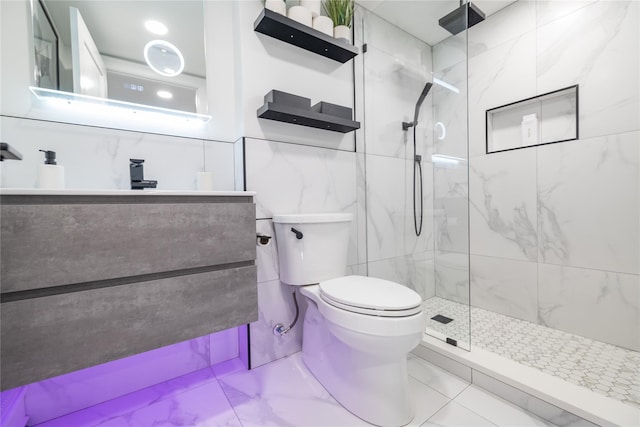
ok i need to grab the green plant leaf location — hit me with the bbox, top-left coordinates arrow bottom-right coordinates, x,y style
322,0 -> 354,27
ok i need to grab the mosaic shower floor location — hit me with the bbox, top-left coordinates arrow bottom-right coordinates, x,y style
423,297 -> 640,410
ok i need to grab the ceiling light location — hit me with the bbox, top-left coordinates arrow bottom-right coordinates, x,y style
143,40 -> 185,77
144,20 -> 168,35
157,90 -> 173,99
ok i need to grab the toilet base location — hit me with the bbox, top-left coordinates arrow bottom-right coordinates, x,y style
301,300 -> 418,427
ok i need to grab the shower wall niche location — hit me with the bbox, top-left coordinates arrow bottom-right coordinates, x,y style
486,85 -> 578,153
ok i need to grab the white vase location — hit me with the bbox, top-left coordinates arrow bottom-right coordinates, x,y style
333,25 -> 352,43
265,0 -> 286,15
300,0 -> 321,17
313,16 -> 333,37
287,5 -> 312,27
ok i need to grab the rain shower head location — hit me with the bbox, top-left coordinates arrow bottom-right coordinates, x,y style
439,1 -> 485,35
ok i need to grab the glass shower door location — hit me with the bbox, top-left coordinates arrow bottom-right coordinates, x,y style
360,4 -> 471,350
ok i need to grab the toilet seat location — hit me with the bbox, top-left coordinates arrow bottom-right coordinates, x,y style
319,275 -> 422,317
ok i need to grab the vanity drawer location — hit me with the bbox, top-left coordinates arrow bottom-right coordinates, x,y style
1,200 -> 256,293
0,265 -> 257,390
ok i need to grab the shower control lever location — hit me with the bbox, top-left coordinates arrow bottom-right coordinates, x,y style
291,227 -> 304,239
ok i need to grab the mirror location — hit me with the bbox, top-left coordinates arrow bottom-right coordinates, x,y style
31,0 -> 207,114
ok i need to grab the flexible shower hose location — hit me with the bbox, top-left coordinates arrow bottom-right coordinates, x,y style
413,125 -> 423,236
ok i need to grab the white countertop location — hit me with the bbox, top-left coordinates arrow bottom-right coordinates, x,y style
0,188 -> 256,197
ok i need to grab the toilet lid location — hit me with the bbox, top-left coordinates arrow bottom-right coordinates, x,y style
319,276 -> 422,317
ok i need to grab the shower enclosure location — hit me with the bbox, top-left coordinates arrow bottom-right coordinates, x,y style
359,2 -> 473,350
358,0 -> 639,413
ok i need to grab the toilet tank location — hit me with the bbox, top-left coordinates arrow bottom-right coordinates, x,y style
272,213 -> 352,286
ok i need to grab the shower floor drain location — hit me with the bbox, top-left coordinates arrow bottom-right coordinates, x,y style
431,314 -> 453,324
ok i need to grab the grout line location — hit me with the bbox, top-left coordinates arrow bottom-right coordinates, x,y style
215,376 -> 246,427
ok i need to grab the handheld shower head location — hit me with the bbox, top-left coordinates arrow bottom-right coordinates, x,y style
402,81 -> 433,131
413,82 -> 433,126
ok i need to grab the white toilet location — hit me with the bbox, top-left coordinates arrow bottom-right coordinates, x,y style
272,213 -> 427,427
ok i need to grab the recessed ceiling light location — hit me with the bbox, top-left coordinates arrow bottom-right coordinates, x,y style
145,20 -> 168,35
143,40 -> 185,77
157,90 -> 173,99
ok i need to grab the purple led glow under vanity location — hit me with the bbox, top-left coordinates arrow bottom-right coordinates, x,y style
0,328 -> 243,425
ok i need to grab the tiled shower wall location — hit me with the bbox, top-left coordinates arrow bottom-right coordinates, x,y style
360,11 -> 435,302
459,0 -> 639,351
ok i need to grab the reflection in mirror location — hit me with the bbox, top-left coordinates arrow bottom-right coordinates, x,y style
31,0 -> 207,115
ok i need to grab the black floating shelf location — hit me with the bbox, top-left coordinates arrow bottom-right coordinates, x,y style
257,102 -> 360,133
254,8 -> 358,63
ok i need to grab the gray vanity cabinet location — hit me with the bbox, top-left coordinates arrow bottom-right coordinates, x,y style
0,194 -> 257,391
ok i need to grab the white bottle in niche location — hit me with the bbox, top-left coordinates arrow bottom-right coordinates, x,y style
37,149 -> 65,189
521,113 -> 538,146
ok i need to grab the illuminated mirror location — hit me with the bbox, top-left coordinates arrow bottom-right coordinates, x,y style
31,0 -> 207,115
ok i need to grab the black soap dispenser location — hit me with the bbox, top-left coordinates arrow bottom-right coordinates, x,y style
37,149 -> 65,189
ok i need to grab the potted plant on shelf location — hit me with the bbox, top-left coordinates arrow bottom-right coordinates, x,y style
264,0 -> 286,16
323,0 -> 354,43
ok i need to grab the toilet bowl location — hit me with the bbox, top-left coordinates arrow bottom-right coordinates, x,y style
273,213 -> 427,427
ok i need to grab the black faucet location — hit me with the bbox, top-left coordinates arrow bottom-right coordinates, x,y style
130,159 -> 158,190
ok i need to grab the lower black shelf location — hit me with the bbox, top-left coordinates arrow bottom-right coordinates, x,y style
257,102 -> 360,133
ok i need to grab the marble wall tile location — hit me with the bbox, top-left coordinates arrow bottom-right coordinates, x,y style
24,335 -> 211,425
432,59 -> 468,161
244,138 -> 359,266
249,280 -> 307,369
355,153 -> 368,265
405,160 -> 434,256
256,219 -> 279,284
367,251 -> 435,301
468,0 -> 536,59
538,263 -> 639,351
434,161 -> 469,255
362,9 -> 431,72
470,255 -> 538,323
535,0 -> 599,28
365,155 -> 433,260
435,251 -> 470,305
366,154 -> 407,261
210,328 -> 240,367
468,31 -> 537,158
347,263 -> 369,276
537,132 -> 639,275
537,0 -> 640,139
0,116 -> 236,191
363,43 -> 433,160
432,32 -> 467,74
469,149 -> 537,262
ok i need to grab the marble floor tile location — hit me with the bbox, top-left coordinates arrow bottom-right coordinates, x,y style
406,377 -> 451,427
92,381 -> 242,427
29,351 -> 568,427
454,386 -> 556,427
421,401 -> 497,426
408,355 -> 470,399
35,368 -> 225,427
217,353 -> 369,427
